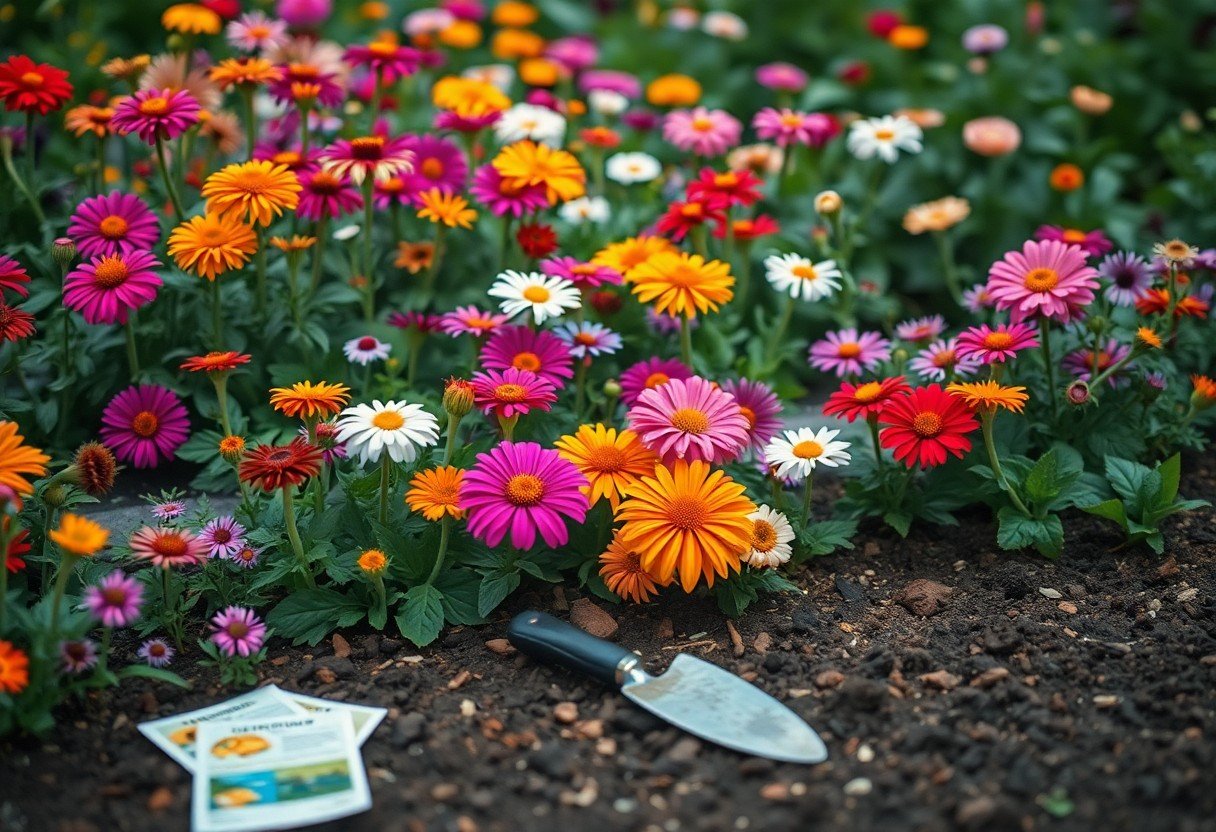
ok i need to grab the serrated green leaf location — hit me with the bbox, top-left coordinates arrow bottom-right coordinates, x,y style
434,570 -> 484,625
1082,498 -> 1127,527
1024,449 -> 1059,504
1157,453 -> 1181,506
1105,456 -> 1150,504
395,584 -> 444,647
997,508 -> 1063,557
477,569 -> 520,618
267,588 -> 362,645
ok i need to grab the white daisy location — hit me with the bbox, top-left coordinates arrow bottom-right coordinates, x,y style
667,7 -> 700,30
587,89 -> 628,116
343,335 -> 391,366
606,152 -> 662,185
558,195 -> 610,225
764,254 -> 843,302
487,270 -> 582,324
846,115 -> 923,163
764,427 -> 852,480
702,10 -> 748,40
493,103 -> 567,147
462,63 -> 514,91
744,505 -> 795,568
335,400 -> 440,466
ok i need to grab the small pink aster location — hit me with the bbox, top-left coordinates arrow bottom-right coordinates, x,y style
297,169 -> 363,221
907,338 -> 981,382
955,322 -> 1039,364
440,305 -> 509,338
627,375 -> 750,465
199,516 -> 247,559
226,11 -> 289,52
151,500 -> 187,521
720,377 -> 783,453
138,638 -> 175,667
619,357 -> 693,406
471,367 -> 557,418
83,571 -> 144,628
553,321 -> 621,359
210,606 -> 267,657
808,328 -> 892,377
540,256 -> 622,289
60,639 -> 98,674
662,107 -> 742,157
755,62 -> 809,93
961,283 -> 995,313
752,108 -> 839,148
986,239 -> 1100,323
894,314 -> 946,343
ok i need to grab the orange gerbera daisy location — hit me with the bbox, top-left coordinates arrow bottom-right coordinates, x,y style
0,640 -> 29,695
554,424 -> 659,510
180,351 -> 252,374
269,235 -> 317,253
208,57 -> 283,89
598,529 -> 665,604
101,54 -> 151,82
394,241 -> 435,273
431,76 -> 510,118
592,235 -> 676,280
269,381 -> 351,420
203,160 -> 301,227
358,548 -> 388,575
0,421 -> 50,496
64,104 -> 116,138
405,466 -> 465,520
627,251 -> 735,319
614,460 -> 756,593
492,140 -> 586,204
161,3 -> 222,35
48,513 -> 110,557
416,188 -> 477,229
1135,327 -> 1162,349
945,380 -> 1029,414
168,212 -> 258,281
1192,375 -> 1216,409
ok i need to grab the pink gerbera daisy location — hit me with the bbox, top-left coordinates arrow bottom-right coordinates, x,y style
480,325 -> 574,386
129,525 -> 208,569
344,42 -> 421,82
619,357 -> 694,406
808,328 -> 892,377
1062,338 -> 1132,386
627,376 -> 750,465
226,11 -> 289,52
400,134 -> 468,200
210,606 -> 267,657
471,367 -> 557,418
752,108 -> 836,148
469,164 -> 550,217
319,134 -> 414,185
0,254 -> 30,299
83,571 -> 144,628
955,322 -> 1039,364
100,384 -> 190,469
961,283 -> 995,313
986,239 -> 1100,323
63,251 -> 162,325
460,441 -> 589,550
151,500 -> 187,521
110,88 -> 200,144
269,63 -> 344,109
720,377 -> 783,453
663,107 -> 742,157
1034,225 -> 1113,258
895,315 -> 947,343
755,62 -> 809,93
297,169 -> 363,221
67,192 -> 160,258
440,305 -> 509,338
199,516 -> 247,559
907,338 -> 981,382
553,321 -> 622,359
540,256 -> 622,289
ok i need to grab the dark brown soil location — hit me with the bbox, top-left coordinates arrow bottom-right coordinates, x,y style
3,456 -> 1216,832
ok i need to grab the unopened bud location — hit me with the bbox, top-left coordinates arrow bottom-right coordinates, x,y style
1066,380 -> 1090,406
52,237 -> 76,270
814,190 -> 843,216
603,379 -> 622,398
218,434 -> 246,463
43,483 -> 67,508
443,377 -> 475,418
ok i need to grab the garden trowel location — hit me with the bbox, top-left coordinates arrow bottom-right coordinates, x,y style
507,610 -> 828,764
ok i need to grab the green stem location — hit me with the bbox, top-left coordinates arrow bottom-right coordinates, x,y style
767,295 -> 795,363
422,225 -> 447,297
2,133 -> 47,226
254,227 -> 267,318
868,416 -> 884,470
442,413 -> 462,466
679,315 -> 694,368
93,627 -> 112,681
309,217 -> 327,297
241,87 -> 256,160
24,111 -> 35,187
575,359 -> 588,417
281,487 -> 315,587
49,553 -> 80,645
801,472 -> 814,526
1038,317 -> 1059,423
214,374 -> 233,436
981,412 -> 1032,516
426,516 -> 451,585
125,318 -> 140,380
378,455 -> 392,525
154,135 -> 185,220
498,215 -> 514,270
210,278 -> 223,346
932,230 -> 963,306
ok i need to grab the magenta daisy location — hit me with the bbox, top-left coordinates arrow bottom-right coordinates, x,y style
619,357 -> 693,406
434,109 -> 501,134
210,606 -> 267,657
129,526 -> 208,568
986,239 -> 1100,323
199,516 -> 247,559
469,163 -> 549,217
540,256 -> 622,289
60,639 -> 98,674
908,338 -> 982,382
299,421 -> 347,464
1062,338 -> 1132,386
269,64 -> 344,109
100,384 -> 190,469
83,571 -> 144,628
894,315 -> 946,343
627,376 -> 750,465
460,441 -> 589,550
229,545 -> 263,568
752,108 -> 835,148
440,305 -> 509,338
961,283 -> 995,313
808,328 -> 892,377
344,42 -> 421,82
755,62 -> 809,93
297,169 -> 363,221
400,134 -> 468,200
67,192 -> 160,258
138,638 -> 175,667
387,311 -> 443,333
553,321 -> 622,359
226,11 -> 289,52
151,500 -> 187,521
0,254 -> 30,299
720,377 -> 783,453
319,134 -> 414,186
471,367 -> 557,418
63,251 -> 162,325
955,322 -> 1039,364
1034,225 -> 1113,258
110,88 -> 200,144
480,325 -> 574,386
1097,251 -> 1153,307
663,107 -> 742,157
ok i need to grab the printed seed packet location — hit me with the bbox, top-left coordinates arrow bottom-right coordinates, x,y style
265,686 -> 387,747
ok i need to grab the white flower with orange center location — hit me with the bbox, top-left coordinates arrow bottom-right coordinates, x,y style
743,505 -> 795,568
846,114 -> 923,163
488,270 -> 581,324
763,253 -> 842,302
335,400 -> 440,466
493,102 -> 567,147
764,427 -> 851,481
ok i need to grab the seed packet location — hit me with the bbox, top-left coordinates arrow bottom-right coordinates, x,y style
264,686 -> 387,746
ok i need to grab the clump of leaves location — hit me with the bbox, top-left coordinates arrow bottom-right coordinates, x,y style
1082,454 -> 1210,554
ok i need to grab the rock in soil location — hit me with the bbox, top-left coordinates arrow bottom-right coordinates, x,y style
893,578 -> 954,616
568,598 -> 618,639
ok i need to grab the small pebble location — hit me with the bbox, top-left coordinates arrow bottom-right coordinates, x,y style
1039,587 -> 1063,599
843,777 -> 873,796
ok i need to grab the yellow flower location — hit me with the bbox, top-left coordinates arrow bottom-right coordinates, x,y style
902,196 -> 970,235
492,140 -> 586,204
646,74 -> 701,107
945,381 -> 1029,414
203,161 -> 301,227
358,549 -> 388,575
405,466 -> 465,521
168,212 -> 259,281
269,235 -> 318,253
49,513 -> 110,557
161,3 -> 221,35
593,236 -> 676,280
431,76 -> 510,118
519,58 -> 562,88
491,28 -> 545,60
416,188 -> 477,229
888,24 -> 929,49
554,424 -> 659,511
628,251 -> 734,319
439,20 -> 482,49
492,1 -> 539,27
208,57 -> 283,89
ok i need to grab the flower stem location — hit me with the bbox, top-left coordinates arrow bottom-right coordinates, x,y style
49,553 -> 80,646
443,413 -> 462,466
281,487 -> 315,588
125,318 -> 140,380
241,87 -> 256,161
933,230 -> 963,306
213,374 -> 233,437
1038,317 -> 1059,422
679,315 -> 694,367
868,415 -> 884,469
254,226 -> 268,318
981,411 -> 1032,516
309,217 -> 327,297
801,472 -> 814,527
427,516 -> 451,585
2,132 -> 47,226
378,455 -> 392,526
766,295 -> 795,363
210,278 -> 223,346
154,135 -> 185,220
574,359 -> 588,417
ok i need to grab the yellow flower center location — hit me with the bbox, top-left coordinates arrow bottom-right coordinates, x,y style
138,96 -> 170,116
92,256 -> 130,288
911,411 -> 943,438
493,383 -> 528,402
669,407 -> 710,434
666,494 -> 708,530
98,215 -> 129,239
511,351 -> 541,372
504,473 -> 545,506
248,24 -> 271,38
932,348 -> 956,368
372,410 -> 405,430
574,332 -> 598,346
1062,229 -> 1086,244
874,128 -> 895,141
713,172 -> 737,188
1023,267 -> 1059,292
21,71 -> 44,87
738,405 -> 756,429
983,332 -> 1014,349
853,382 -> 883,402
132,411 -> 159,437
792,440 -> 823,459
421,158 -> 444,179
679,203 -> 704,219
369,41 -> 397,58
644,372 -> 670,389
586,445 -> 627,472
691,116 -> 713,132
522,285 -> 551,303
791,265 -> 818,281
751,519 -> 777,552
836,342 -> 862,359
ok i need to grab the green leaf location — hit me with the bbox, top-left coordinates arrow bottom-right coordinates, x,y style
1082,499 -> 1128,527
1105,456 -> 1150,505
997,508 -> 1064,558
434,570 -> 485,626
796,519 -> 857,560
1157,453 -> 1182,506
395,584 -> 444,647
267,588 -> 363,645
1024,449 -> 1060,504
117,664 -> 192,689
883,510 -> 912,538
477,569 -> 520,618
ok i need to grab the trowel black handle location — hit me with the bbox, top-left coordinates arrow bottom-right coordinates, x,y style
507,610 -> 637,687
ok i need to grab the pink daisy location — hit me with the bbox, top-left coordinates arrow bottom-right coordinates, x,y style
472,367 -> 557,418
151,500 -> 187,521
540,256 -> 622,289
755,62 -> 809,93
955,322 -> 1039,364
210,606 -> 267,657
808,328 -> 892,377
138,638 -> 174,667
1062,338 -> 1132,386
460,441 -> 589,550
319,134 -> 414,186
961,283 -> 995,313
434,109 -> 502,134
297,169 -> 363,221
344,43 -> 421,82
553,321 -> 622,359
299,421 -> 347,464
0,254 -> 30,299
986,239 -> 1100,323
895,315 -> 947,343
100,384 -> 190,469
720,377 -> 783,453
199,516 -> 247,559
469,164 -> 549,217
907,338 -> 982,382
752,108 -> 839,148
619,357 -> 693,406
226,11 -> 289,53
63,251 -> 162,325
129,526 -> 208,569
372,175 -> 411,209
627,376 -> 750,465
662,107 -> 742,157
400,134 -> 468,200
67,192 -> 160,258
440,305 -> 509,338
269,64 -> 344,109
480,326 -> 574,386
60,640 -> 98,674
579,69 -> 641,98
229,546 -> 263,568
83,571 -> 144,628
110,88 -> 200,144
1034,225 -> 1113,258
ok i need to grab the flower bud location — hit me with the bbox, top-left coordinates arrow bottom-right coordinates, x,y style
1085,315 -> 1107,334
218,434 -> 246,463
69,442 -> 118,496
589,290 -> 623,317
443,377 -> 475,419
43,483 -> 67,508
1066,380 -> 1090,406
52,237 -> 76,270
814,190 -> 843,216
603,379 -> 622,398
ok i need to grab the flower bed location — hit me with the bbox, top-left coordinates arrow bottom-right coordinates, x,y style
0,0 -> 1213,742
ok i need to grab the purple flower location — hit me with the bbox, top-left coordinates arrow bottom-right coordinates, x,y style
720,377 -> 783,453
60,639 -> 99,674
755,62 -> 809,93
1097,251 -> 1153,307
110,88 -> 200,145
138,638 -> 175,667
808,329 -> 892,377
83,571 -> 144,628
210,606 -> 267,658
67,192 -> 160,258
908,338 -> 982,382
962,24 -> 1009,55
1062,338 -> 1132,386
199,516 -> 247,559
152,500 -> 187,521
229,545 -> 263,569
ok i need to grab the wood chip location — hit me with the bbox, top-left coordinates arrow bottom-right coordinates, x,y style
569,598 -> 618,639
725,620 -> 744,657
331,633 -> 351,659
919,670 -> 961,691
484,638 -> 515,656
448,670 -> 471,690
553,702 -> 579,724
1058,601 -> 1078,614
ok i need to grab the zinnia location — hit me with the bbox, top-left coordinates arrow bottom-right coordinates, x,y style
878,384 -> 979,469
627,376 -> 750,465
627,252 -> 734,319
986,239 -> 1100,323
67,192 -> 160,258
63,251 -> 163,325
598,529 -> 664,604
100,385 -> 190,469
554,424 -> 659,510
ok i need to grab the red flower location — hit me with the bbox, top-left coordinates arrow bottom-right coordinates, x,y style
686,167 -> 762,208
823,376 -> 911,423
4,523 -> 29,573
866,10 -> 904,37
713,214 -> 780,242
239,438 -> 324,491
516,223 -> 558,259
878,384 -> 978,469
180,351 -> 253,374
0,255 -> 30,299
0,55 -> 73,115
655,196 -> 727,242
201,0 -> 241,19
1135,288 -> 1209,319
0,302 -> 35,343
579,126 -> 620,149
837,60 -> 872,86
589,290 -> 623,317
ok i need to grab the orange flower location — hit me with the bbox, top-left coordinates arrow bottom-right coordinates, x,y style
358,548 -> 388,574
491,28 -> 545,60
1049,163 -> 1084,192
439,20 -> 482,49
554,424 -> 659,510
598,529 -> 665,603
945,381 -> 1029,414
405,466 -> 465,520
646,74 -> 701,107
0,421 -> 49,496
64,104 -> 115,138
167,212 -> 258,281
208,57 -> 283,89
888,24 -> 929,49
269,381 -> 351,420
203,161 -> 301,227
0,640 -> 29,695
181,351 -> 252,374
492,140 -> 586,205
49,513 -> 109,557
1192,375 -> 1216,409
431,76 -> 510,118
492,1 -> 539,27
416,188 -> 477,229
269,235 -> 317,253
627,251 -> 734,318
394,241 -> 435,273
161,2 -> 221,35
593,235 -> 675,280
